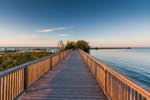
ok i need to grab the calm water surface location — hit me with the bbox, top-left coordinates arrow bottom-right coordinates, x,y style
90,49 -> 150,90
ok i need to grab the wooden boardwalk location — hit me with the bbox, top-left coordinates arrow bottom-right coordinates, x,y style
19,50 -> 107,100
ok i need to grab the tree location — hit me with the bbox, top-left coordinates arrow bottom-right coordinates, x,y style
64,40 -> 90,52
75,40 -> 90,52
64,41 -> 75,50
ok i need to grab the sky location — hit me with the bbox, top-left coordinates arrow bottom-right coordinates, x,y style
0,0 -> 150,47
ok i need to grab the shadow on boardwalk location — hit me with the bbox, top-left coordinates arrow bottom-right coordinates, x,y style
19,50 -> 108,100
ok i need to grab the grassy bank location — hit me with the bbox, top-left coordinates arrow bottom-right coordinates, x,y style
0,50 -> 50,71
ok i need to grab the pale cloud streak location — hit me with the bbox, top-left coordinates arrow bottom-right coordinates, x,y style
36,25 -> 74,33
58,33 -> 69,37
36,27 -> 67,33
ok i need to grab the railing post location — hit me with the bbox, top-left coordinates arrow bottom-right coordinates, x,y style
1,77 -> 4,100
50,57 -> 52,70
24,65 -> 28,91
104,69 -> 107,94
90,57 -> 92,71
95,62 -> 97,77
63,51 -> 65,59
59,53 -> 61,62
62,51 -> 65,59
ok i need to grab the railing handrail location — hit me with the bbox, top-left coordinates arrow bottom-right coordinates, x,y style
0,64 -> 24,78
79,49 -> 150,100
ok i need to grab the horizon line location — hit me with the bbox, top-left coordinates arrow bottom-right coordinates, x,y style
0,46 -> 150,48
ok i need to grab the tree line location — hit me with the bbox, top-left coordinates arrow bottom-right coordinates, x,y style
64,40 -> 90,52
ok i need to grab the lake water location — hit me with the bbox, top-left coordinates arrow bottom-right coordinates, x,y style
90,49 -> 150,91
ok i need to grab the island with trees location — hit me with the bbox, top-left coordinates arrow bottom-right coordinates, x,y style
64,40 -> 90,52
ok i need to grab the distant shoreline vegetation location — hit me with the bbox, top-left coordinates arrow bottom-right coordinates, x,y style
64,40 -> 90,52
90,47 -> 150,49
90,47 -> 132,49
0,48 -> 54,71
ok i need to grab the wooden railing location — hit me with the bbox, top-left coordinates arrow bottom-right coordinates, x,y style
0,50 -> 72,100
80,50 -> 150,100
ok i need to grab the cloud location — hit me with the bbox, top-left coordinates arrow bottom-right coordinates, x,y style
58,34 -> 69,37
36,26 -> 73,33
36,27 -> 66,33
36,25 -> 74,33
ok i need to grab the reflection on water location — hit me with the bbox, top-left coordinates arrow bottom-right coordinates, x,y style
90,49 -> 150,90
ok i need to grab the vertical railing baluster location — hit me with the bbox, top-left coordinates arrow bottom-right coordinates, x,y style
24,65 -> 28,91
2,77 -> 4,100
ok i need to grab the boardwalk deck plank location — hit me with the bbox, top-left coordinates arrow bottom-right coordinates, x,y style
19,50 -> 108,100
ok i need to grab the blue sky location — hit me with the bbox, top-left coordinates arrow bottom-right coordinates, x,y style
0,0 -> 150,47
